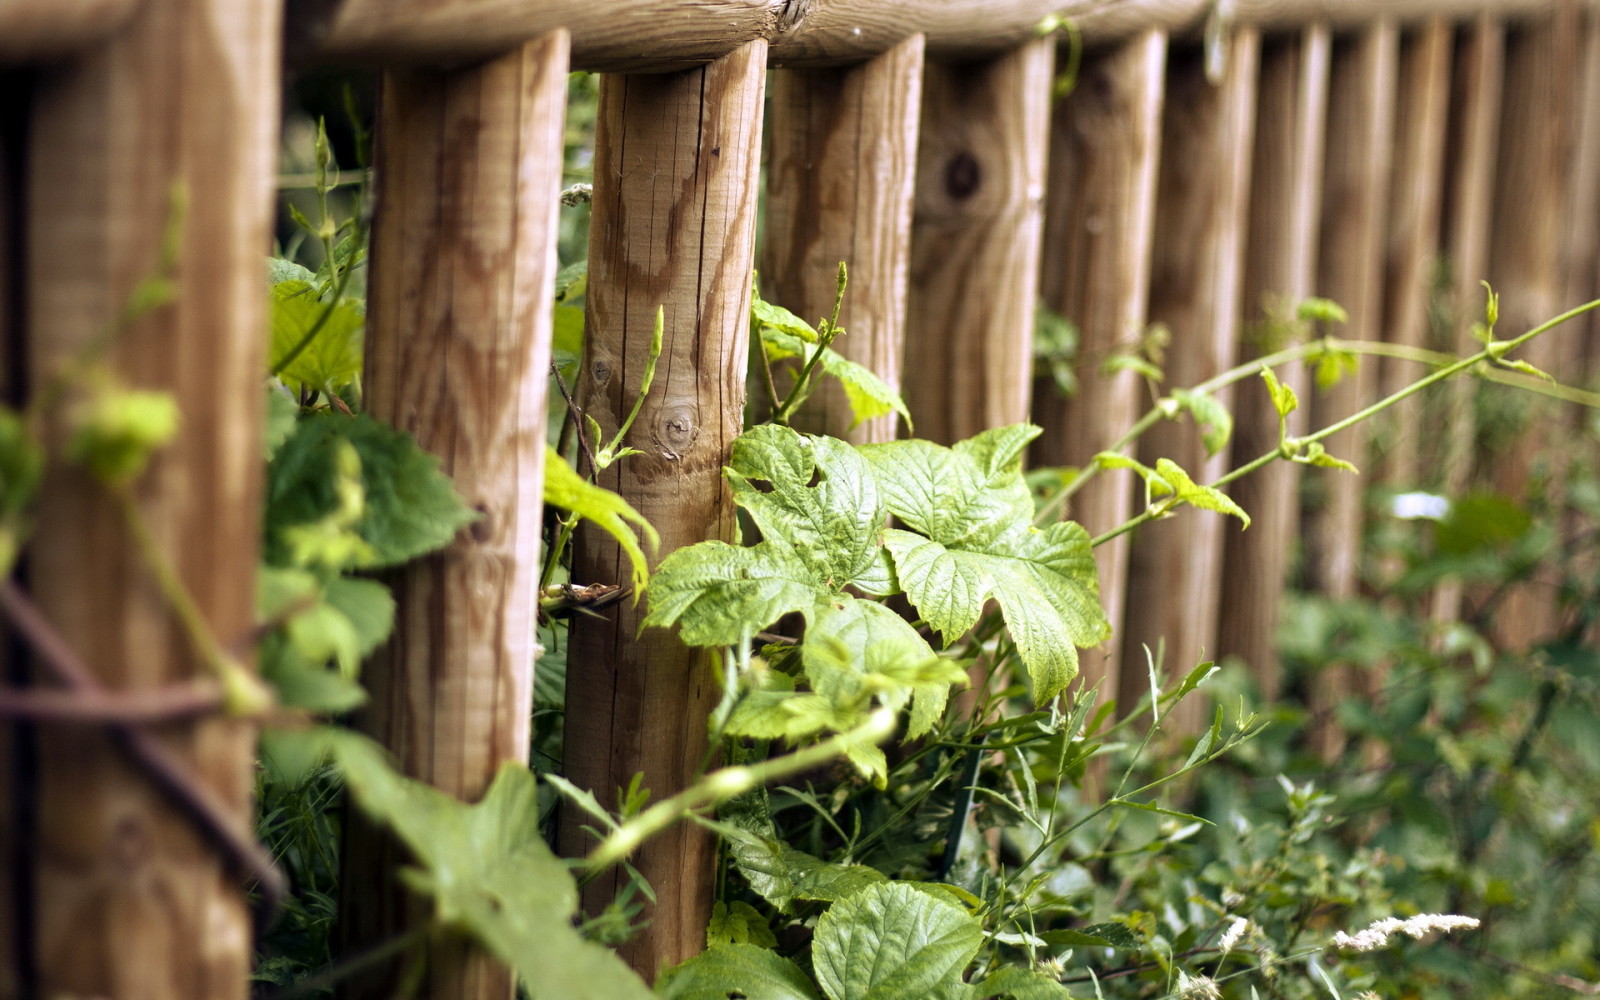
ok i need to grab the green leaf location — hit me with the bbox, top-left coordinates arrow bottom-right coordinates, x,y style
753,297 -> 820,343
1171,389 -> 1232,457
267,256 -> 316,287
1295,442 -> 1358,474
1312,344 -> 1358,390
1259,366 -> 1298,421
330,732 -> 655,1000
722,826 -> 888,911
264,388 -> 299,461
762,328 -> 911,430
1296,297 -> 1348,325
812,882 -> 984,1000
1151,459 -> 1249,527
543,446 -> 658,595
974,967 -> 1076,999
270,279 -> 365,396
266,413 -> 478,570
804,598 -> 961,740
706,901 -> 778,949
1036,922 -> 1140,950
646,542 -> 820,647
658,944 -> 820,1000
322,575 -> 396,664
864,426 -> 1109,702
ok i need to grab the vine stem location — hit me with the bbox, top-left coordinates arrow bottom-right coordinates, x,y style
1085,298 -> 1600,549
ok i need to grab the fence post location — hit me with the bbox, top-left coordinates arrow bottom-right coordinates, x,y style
1033,30 -> 1166,712
1377,18 -> 1452,490
1218,24 -> 1330,701
1120,28 -> 1259,733
0,81 -> 20,1000
21,0 -> 280,994
762,35 -> 924,443
1431,14 -> 1504,629
1302,21 -> 1398,755
903,38 -> 1054,444
1485,5 -> 1583,650
561,42 -> 767,976
337,32 -> 569,1000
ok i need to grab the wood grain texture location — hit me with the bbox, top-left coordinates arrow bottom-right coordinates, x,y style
0,0 -> 140,63
762,34 -> 923,442
1060,0 -> 1560,44
337,32 -> 568,1000
561,42 -> 766,976
1303,21 -> 1397,755
903,39 -> 1053,445
1484,5 -> 1582,650
1217,24 -> 1329,699
769,0 -> 1076,63
1033,31 -> 1166,711
23,0 -> 280,994
1119,30 -> 1259,734
1377,19 -> 1452,488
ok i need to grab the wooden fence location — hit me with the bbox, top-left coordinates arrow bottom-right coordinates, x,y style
2,0 -> 1595,996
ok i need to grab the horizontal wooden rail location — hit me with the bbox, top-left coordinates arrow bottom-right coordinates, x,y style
0,0 -> 141,62
288,0 -> 1569,69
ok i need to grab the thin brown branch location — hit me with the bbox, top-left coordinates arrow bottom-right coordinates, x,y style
0,680 -> 223,722
550,360 -> 600,474
0,579 -> 287,926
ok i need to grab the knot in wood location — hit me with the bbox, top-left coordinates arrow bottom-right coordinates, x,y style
777,0 -> 810,33
655,404 -> 698,460
944,152 -> 981,200
590,359 -> 613,386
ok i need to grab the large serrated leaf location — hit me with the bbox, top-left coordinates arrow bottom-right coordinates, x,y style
330,732 -> 654,1000
270,279 -> 365,396
657,943 -> 821,1000
645,542 -> 820,646
974,967 -> 1076,999
812,882 -> 984,1000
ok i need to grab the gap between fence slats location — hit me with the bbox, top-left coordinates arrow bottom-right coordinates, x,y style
561,41 -> 767,976
1032,30 -> 1167,717
903,38 -> 1053,444
1485,3 -> 1583,651
1120,29 -> 1260,735
762,35 -> 924,443
1218,23 -> 1330,700
23,0 -> 281,994
1376,18 -> 1453,491
337,31 -> 568,1000
1431,14 -> 1505,629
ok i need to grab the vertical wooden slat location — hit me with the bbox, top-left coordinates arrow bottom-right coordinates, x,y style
1120,29 -> 1259,732
1431,15 -> 1504,629
0,70 -> 22,1000
1378,18 -> 1453,488
1218,24 -> 1330,700
1485,5 -> 1581,650
763,35 -> 924,443
23,0 -> 280,994
1033,31 -> 1166,711
1302,21 -> 1397,754
339,32 -> 568,1000
562,42 -> 766,976
904,38 -> 1053,444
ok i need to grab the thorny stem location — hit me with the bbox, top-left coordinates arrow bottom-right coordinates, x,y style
1084,299 -> 1600,549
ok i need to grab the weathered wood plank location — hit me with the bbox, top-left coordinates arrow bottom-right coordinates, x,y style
1120,29 -> 1259,733
338,31 -> 568,1000
0,0 -> 140,63
1302,20 -> 1398,755
561,41 -> 766,975
903,39 -> 1053,444
1217,24 -> 1330,700
0,74 -> 21,1000
23,0 -> 280,994
1485,4 -> 1582,650
1376,18 -> 1453,490
1430,15 -> 1503,629
1033,31 -> 1166,711
762,34 -> 923,442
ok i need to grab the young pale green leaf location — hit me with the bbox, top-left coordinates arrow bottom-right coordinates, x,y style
803,598 -> 958,739
753,297 -> 821,343
1495,357 -> 1555,382
762,329 -> 911,430
1312,344 -> 1359,390
1295,441 -> 1358,474
1171,389 -> 1233,457
1296,296 -> 1349,325
658,944 -> 820,1000
812,882 -> 984,1000
1150,459 -> 1250,528
1259,366 -> 1299,423
543,446 -> 658,595
270,279 -> 365,396
331,732 -> 655,1000
1035,922 -> 1140,950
